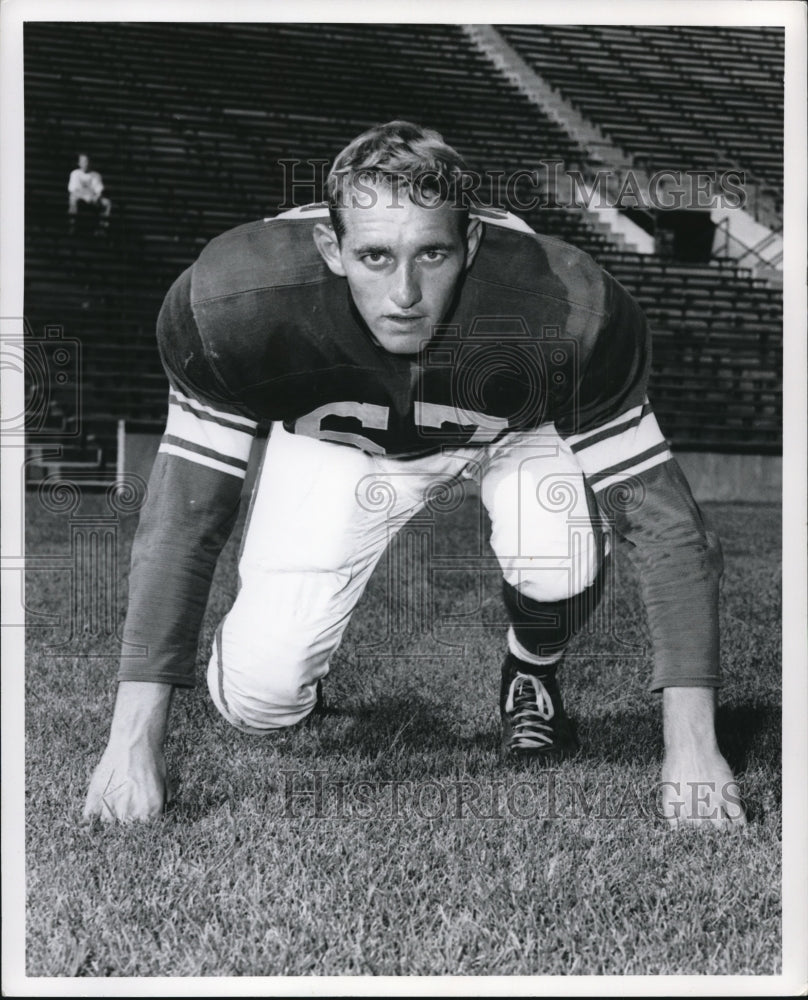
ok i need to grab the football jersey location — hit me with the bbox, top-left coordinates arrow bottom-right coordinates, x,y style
159,205 -> 647,455
119,207 -> 722,690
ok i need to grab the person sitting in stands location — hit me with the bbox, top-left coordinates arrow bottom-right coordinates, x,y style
68,153 -> 112,232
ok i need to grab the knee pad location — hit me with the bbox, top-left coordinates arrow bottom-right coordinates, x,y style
486,462 -> 605,604
207,623 -> 323,734
497,513 -> 604,604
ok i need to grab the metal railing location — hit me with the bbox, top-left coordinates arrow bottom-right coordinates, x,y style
714,217 -> 783,268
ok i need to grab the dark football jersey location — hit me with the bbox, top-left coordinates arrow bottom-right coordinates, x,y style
118,207 -> 722,690
159,206 -> 647,454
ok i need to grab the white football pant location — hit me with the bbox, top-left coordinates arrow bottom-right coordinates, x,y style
207,422 -> 601,733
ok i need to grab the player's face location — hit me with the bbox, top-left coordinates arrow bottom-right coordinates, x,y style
78,155 -> 89,171
315,186 -> 481,355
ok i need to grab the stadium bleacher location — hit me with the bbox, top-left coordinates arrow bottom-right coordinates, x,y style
498,24 -> 784,199
23,22 -> 783,474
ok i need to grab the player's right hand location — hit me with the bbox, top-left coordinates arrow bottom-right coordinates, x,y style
83,680 -> 175,823
82,742 -> 169,823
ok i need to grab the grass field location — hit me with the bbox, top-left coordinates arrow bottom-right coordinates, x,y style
24,487 -> 781,978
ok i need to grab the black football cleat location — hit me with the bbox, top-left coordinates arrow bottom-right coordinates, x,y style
500,653 -> 579,760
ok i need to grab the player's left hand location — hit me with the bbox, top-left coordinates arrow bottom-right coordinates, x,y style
659,686 -> 746,831
659,752 -> 747,830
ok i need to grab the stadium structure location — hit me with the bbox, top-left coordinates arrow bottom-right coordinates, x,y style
23,23 -> 783,500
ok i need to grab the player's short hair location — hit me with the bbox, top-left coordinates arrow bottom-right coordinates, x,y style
326,120 -> 473,240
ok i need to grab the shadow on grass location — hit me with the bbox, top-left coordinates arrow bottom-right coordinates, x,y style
194,691 -> 781,773
717,703 -> 781,769
576,700 -> 779,760
316,692 -> 499,763
169,695 -> 780,824
297,694 -> 779,764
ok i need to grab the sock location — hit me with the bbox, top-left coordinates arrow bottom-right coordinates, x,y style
507,629 -> 564,676
503,564 -> 606,661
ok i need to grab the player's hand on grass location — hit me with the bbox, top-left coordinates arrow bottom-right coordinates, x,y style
83,741 -> 170,823
660,686 -> 747,831
660,752 -> 746,830
82,681 -> 174,824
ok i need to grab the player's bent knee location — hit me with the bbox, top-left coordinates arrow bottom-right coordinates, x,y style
506,567 -> 597,604
207,656 -> 319,734
497,533 -> 602,603
207,629 -> 323,734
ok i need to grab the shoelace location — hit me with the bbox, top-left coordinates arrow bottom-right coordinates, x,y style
505,673 -> 556,748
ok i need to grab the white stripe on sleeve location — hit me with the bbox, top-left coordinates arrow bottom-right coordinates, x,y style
564,402 -> 646,448
571,407 -> 669,478
169,387 -> 258,430
157,392 -> 257,479
157,443 -> 249,479
588,450 -> 673,495
166,397 -> 256,463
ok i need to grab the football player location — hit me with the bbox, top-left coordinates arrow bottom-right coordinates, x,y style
83,121 -> 745,829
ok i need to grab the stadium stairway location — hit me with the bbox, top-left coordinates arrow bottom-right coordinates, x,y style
477,25 -> 783,268
497,24 -> 783,213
